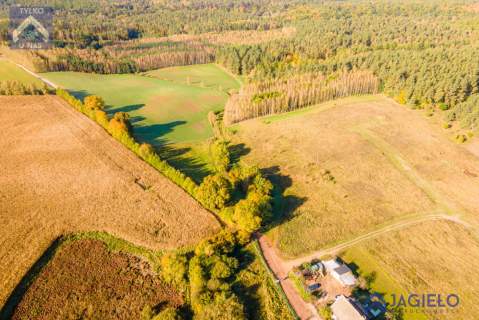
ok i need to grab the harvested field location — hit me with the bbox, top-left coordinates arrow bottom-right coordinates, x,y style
342,220 -> 479,320
0,96 -> 219,308
12,239 -> 182,320
232,95 -> 479,258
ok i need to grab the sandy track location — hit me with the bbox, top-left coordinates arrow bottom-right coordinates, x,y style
258,235 -> 320,320
258,213 -> 474,320
0,96 -> 219,308
282,213 -> 472,270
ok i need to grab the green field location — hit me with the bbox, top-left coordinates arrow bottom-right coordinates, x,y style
42,64 -> 238,144
145,63 -> 241,92
0,59 -> 43,85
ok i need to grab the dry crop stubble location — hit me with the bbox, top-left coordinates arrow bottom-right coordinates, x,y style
0,95 -> 219,307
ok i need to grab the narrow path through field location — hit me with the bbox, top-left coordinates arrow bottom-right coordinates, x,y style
352,126 -> 464,215
282,213 -> 469,270
10,60 -> 58,89
258,213 -> 473,320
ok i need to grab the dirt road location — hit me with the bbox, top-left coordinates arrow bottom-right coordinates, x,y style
282,213 -> 470,270
258,235 -> 320,320
257,213 -> 473,320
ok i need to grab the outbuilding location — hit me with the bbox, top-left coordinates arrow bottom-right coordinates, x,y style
323,259 -> 357,287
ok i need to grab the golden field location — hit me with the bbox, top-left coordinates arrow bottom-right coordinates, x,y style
0,96 -> 219,308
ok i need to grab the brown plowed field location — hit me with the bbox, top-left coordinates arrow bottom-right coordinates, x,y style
12,239 -> 183,320
0,96 -> 219,307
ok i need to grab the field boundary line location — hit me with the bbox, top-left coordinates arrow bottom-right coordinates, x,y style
214,63 -> 243,87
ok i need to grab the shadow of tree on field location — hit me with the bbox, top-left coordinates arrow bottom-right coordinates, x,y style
110,103 -> 145,115
0,237 -> 63,319
157,141 -> 213,184
132,120 -> 212,184
134,120 -> 186,143
259,166 -> 307,232
69,89 -> 89,101
228,143 -> 251,165
129,115 -> 146,124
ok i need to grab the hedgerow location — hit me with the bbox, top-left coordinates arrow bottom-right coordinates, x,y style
56,89 -> 198,196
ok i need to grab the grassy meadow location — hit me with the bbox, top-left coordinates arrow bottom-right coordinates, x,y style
231,95 -> 479,258
341,220 -> 479,320
145,63 -> 241,92
0,59 -> 43,85
42,64 -> 238,144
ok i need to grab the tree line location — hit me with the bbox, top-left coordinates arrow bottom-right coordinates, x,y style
224,70 -> 379,124
0,81 -> 50,95
57,89 -> 275,238
57,88 -> 289,320
22,40 -> 215,74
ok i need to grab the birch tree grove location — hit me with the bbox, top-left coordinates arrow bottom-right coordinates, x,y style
224,71 -> 379,125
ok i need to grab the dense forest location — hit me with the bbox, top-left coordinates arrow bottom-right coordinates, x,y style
2,0 -> 479,126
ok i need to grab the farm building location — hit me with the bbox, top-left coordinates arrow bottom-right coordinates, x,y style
323,259 -> 357,287
331,295 -> 368,320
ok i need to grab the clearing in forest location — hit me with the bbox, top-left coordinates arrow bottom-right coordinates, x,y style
232,95 -> 479,258
144,63 -> 241,92
0,96 -> 219,309
41,64 -> 238,144
341,220 -> 479,320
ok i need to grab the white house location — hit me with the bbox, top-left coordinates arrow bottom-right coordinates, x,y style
331,295 -> 368,320
323,259 -> 357,287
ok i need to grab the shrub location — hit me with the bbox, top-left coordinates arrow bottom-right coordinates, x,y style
160,252 -> 188,289
456,134 -> 467,143
0,80 -> 47,95
84,95 -> 105,110
210,139 -> 231,173
196,174 -> 232,210
438,103 -> 450,111
94,109 -> 109,128
189,231 -> 245,320
139,143 -> 156,159
196,293 -> 245,320
141,306 -> 183,320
